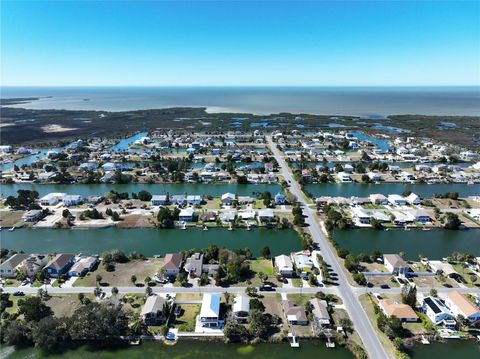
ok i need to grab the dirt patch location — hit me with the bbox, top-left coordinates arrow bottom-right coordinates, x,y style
117,214 -> 155,228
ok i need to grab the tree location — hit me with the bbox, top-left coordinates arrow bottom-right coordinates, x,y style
401,285 -> 417,307
257,272 -> 268,284
77,293 -> 85,304
248,309 -> 270,338
144,276 -> 152,285
137,190 -> 153,201
223,320 -> 250,342
444,212 -> 461,230
249,298 -> 265,312
430,288 -> 438,297
157,207 -> 175,229
31,316 -> 69,351
260,246 -> 271,259
111,287 -> 119,295
131,275 -> 137,285
18,296 -> 53,322
96,274 -> 102,286
246,286 -> 258,297
352,272 -> 367,286
3,320 -> 31,346
145,286 -> 152,296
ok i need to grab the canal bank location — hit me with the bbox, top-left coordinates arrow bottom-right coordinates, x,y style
0,183 -> 282,198
304,182 -> 480,199
333,229 -> 480,260
0,228 -> 301,257
1,340 -> 355,359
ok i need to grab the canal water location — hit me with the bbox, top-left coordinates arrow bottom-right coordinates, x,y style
410,340 -> 480,358
333,229 -> 480,260
1,341 -> 354,359
0,183 -> 282,198
0,228 -> 301,257
304,182 -> 479,198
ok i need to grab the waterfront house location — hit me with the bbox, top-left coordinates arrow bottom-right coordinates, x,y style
367,172 -> 382,182
220,210 -> 236,222
291,251 -> 314,278
337,172 -> 352,183
40,192 -> 66,206
310,298 -> 331,326
282,300 -> 308,325
63,195 -> 83,207
405,193 -> 421,205
200,293 -> 221,328
161,253 -> 183,277
378,299 -> 418,322
184,253 -> 204,278
258,208 -> 274,222
350,206 -> 370,225
391,210 -> 415,225
383,254 -> 409,276
186,195 -> 202,206
44,254 -> 75,278
0,254 -> 30,278
410,209 -> 430,223
22,210 -> 43,222
422,296 -> 455,326
428,261 -> 459,279
237,196 -> 255,205
400,172 -> 416,182
369,194 -> 388,205
68,256 -> 99,277
275,254 -> 294,277
179,208 -> 195,222
233,295 -> 250,323
18,255 -> 48,276
141,295 -> 167,325
151,195 -> 169,206
221,192 -> 236,205
387,194 -> 407,206
444,291 -> 480,323
199,212 -> 217,222
101,162 -> 116,171
171,195 -> 187,206
274,192 -> 286,205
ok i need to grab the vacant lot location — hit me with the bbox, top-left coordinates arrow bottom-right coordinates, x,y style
46,293 -> 95,317
74,259 -> 163,287
170,304 -> 200,332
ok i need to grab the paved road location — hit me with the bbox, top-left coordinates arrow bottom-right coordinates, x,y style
268,136 -> 390,359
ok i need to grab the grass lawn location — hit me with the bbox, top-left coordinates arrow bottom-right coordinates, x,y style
291,278 -> 303,288
0,211 -> 24,227
5,295 -> 21,315
452,263 -> 479,288
175,293 -> 202,301
73,259 -> 162,287
45,293 -> 95,317
250,259 -> 275,276
3,279 -> 21,287
287,293 -> 314,307
170,304 -> 200,332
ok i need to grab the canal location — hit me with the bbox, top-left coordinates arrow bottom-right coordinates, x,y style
0,183 -> 282,198
1,341 -> 354,359
0,228 -> 301,257
333,229 -> 480,260
304,182 -> 480,198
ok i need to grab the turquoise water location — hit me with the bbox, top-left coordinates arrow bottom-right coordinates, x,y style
0,183 -> 282,198
2,86 -> 479,116
0,228 -> 301,257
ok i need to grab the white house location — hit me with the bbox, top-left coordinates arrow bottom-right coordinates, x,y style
40,193 -> 66,206
444,291 -> 480,323
221,192 -> 236,205
22,210 -> 43,222
179,208 -> 195,222
275,254 -> 294,277
350,206 -> 370,225
141,295 -> 167,325
200,293 -> 220,328
291,251 -> 314,278
422,296 -> 454,325
186,195 -> 202,206
387,194 -> 407,206
63,195 -> 83,207
337,172 -> 352,183
383,254 -> 409,276
233,295 -> 250,323
370,194 -> 388,205
151,195 -> 168,206
0,254 -> 30,278
405,193 -> 421,205
367,172 -> 382,182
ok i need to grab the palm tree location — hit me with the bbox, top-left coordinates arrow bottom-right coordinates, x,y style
96,274 -> 102,286
131,275 -> 137,286
144,276 -> 151,286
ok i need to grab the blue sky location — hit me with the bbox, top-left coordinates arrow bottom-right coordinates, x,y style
1,1 -> 479,86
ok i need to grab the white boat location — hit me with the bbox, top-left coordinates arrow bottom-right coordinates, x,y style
181,222 -> 187,230
8,226 -> 15,232
422,227 -> 431,231
228,223 -> 233,231
203,225 -> 208,231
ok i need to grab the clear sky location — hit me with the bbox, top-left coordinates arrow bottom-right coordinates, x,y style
1,1 -> 479,86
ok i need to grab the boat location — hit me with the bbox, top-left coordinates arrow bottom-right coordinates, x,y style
421,335 -> 430,345
404,226 -> 410,231
8,226 -> 15,232
181,222 -> 187,230
246,223 -> 251,231
203,225 -> 208,231
228,223 -> 233,231
0,226 -> 2,231
422,227 -> 431,231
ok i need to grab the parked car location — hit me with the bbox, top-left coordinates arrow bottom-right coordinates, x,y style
380,284 -> 390,289
174,305 -> 182,316
13,291 -> 25,296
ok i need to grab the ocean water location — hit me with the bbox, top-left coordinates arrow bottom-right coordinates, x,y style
1,86 -> 479,116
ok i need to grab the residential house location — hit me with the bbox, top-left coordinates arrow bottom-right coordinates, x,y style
22,210 -> 43,222
291,251 -> 314,278
378,299 -> 418,322
275,254 -> 294,277
141,295 -> 167,325
387,194 -> 407,206
405,193 -> 421,205
19,255 -> 48,276
370,194 -> 388,205
67,256 -> 99,277
184,253 -> 204,278
151,195 -> 169,206
282,300 -> 308,325
337,172 -> 352,183
40,192 -> 66,206
383,254 -> 409,276
350,206 -> 370,224
410,209 -> 430,223
221,192 -> 236,205
310,298 -> 331,326
428,261 -> 459,279
179,208 -> 195,222
44,253 -> 75,278
0,254 -> 29,278
199,212 -> 217,222
274,192 -> 286,205
367,172 -> 382,182
161,253 -> 183,277
258,208 -> 274,222
200,293 -> 221,328
171,195 -> 187,206
233,295 -> 250,323
237,196 -> 255,205
422,296 -> 455,326
444,291 -> 480,323
63,195 -> 83,207
187,195 -> 202,206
